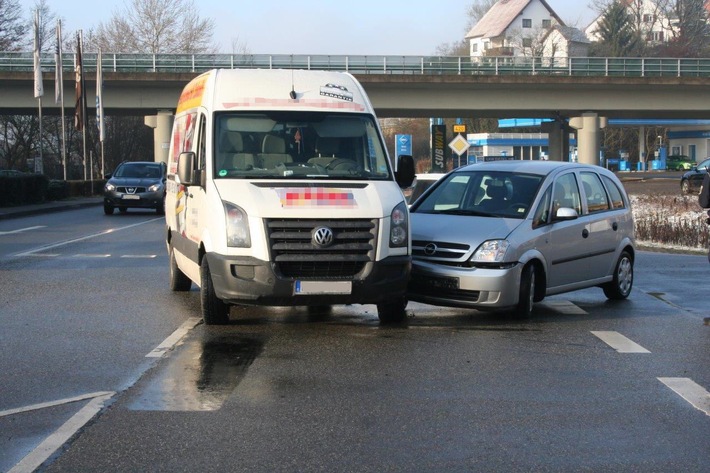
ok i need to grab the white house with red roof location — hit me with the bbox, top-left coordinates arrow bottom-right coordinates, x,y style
465,0 -> 565,57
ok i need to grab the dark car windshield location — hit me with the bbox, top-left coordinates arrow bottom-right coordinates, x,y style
213,112 -> 391,180
412,170 -> 543,219
114,163 -> 164,179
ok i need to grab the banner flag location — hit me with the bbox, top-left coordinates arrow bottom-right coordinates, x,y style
33,10 -> 44,98
74,31 -> 85,131
96,48 -> 105,142
55,19 -> 63,104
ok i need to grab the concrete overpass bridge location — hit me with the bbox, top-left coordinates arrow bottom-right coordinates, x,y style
3,52 -> 710,164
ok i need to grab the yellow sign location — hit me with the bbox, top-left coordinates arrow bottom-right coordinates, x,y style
453,125 -> 466,133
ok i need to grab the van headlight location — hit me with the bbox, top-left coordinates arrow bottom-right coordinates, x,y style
471,240 -> 509,263
389,201 -> 408,248
224,202 -> 250,248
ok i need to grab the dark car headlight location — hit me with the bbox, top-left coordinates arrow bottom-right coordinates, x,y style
105,183 -> 116,192
148,183 -> 163,192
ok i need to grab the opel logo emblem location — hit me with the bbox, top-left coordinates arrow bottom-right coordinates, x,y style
313,227 -> 334,247
424,243 -> 437,256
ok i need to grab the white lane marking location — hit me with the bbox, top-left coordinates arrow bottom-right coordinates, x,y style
591,331 -> 651,353
146,317 -> 202,358
0,225 -> 46,236
540,300 -> 588,315
7,392 -> 115,473
73,254 -> 111,258
658,378 -> 710,416
120,254 -> 157,259
0,391 -> 114,418
12,218 -> 161,257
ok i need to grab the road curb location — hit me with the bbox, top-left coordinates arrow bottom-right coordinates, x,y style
0,200 -> 103,221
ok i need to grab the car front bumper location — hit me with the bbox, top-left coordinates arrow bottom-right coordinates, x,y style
407,259 -> 523,310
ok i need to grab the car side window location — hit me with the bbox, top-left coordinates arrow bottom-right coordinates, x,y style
601,175 -> 625,209
580,172 -> 610,214
552,173 -> 581,217
197,114 -> 207,171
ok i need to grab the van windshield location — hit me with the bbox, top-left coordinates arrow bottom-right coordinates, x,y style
213,112 -> 392,180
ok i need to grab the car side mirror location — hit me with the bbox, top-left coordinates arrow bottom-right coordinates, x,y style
553,207 -> 578,221
395,154 -> 415,189
178,152 -> 197,185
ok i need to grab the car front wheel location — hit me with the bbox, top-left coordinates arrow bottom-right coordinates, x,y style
200,256 -> 230,325
603,251 -> 633,300
514,263 -> 535,318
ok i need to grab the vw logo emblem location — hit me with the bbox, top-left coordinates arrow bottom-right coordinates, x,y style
313,226 -> 334,247
424,243 -> 437,256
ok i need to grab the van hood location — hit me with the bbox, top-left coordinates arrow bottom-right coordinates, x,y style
411,212 -> 522,244
213,180 -> 402,219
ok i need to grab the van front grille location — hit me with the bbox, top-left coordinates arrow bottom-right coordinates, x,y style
266,219 -> 377,278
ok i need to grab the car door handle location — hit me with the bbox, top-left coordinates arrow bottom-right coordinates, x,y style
582,229 -> 589,238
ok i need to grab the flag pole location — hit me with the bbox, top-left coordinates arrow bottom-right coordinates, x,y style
33,10 -> 44,174
55,19 -> 66,180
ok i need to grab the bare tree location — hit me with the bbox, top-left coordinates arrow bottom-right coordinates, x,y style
94,0 -> 216,53
660,0 -> 710,56
465,0 -> 499,32
0,0 -> 26,50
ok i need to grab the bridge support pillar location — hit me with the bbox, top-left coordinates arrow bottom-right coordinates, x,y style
144,110 -> 174,164
540,119 -> 570,161
569,113 -> 607,165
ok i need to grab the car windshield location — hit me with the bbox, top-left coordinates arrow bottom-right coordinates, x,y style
213,112 -> 392,180
412,170 -> 543,219
114,163 -> 163,179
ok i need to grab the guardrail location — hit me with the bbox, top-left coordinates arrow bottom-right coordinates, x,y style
2,52 -> 710,77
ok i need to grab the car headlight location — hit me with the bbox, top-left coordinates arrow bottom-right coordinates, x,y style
389,201 -> 408,248
224,202 -> 250,248
471,240 -> 509,263
148,183 -> 163,192
105,183 -> 115,192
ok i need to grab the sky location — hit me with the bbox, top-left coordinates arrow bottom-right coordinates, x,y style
36,0 -> 599,56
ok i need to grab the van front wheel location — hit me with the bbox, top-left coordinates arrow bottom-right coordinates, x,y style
200,257 -> 230,325
377,297 -> 407,324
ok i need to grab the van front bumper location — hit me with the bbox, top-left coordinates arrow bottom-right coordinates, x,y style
206,253 -> 411,307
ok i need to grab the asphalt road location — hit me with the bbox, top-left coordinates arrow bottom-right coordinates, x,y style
0,207 -> 707,472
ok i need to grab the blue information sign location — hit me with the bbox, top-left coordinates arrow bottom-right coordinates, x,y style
395,134 -> 412,157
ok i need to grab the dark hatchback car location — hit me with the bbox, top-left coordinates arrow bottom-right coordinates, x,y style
103,161 -> 167,215
680,157 -> 710,194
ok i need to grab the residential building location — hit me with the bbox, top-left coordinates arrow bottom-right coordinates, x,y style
465,0 -> 564,57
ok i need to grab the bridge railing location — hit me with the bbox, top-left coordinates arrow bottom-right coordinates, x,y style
2,51 -> 710,77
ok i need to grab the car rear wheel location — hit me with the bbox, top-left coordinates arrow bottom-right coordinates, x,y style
169,246 -> 192,292
681,179 -> 691,194
603,251 -> 633,300
377,296 -> 407,324
514,263 -> 535,318
200,256 -> 230,325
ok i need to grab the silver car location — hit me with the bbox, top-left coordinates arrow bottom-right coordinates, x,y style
408,161 -> 635,317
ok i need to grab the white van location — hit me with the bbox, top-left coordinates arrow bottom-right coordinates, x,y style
165,69 -> 414,324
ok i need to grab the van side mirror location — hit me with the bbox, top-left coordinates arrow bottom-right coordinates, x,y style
395,155 -> 415,189
178,152 -> 197,185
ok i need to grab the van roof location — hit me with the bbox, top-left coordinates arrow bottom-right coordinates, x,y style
176,69 -> 372,115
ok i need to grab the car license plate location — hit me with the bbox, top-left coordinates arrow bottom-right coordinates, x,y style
122,195 -> 140,200
422,275 -> 459,290
294,280 -> 352,295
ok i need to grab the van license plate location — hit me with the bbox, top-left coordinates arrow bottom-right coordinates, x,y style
294,281 -> 352,295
